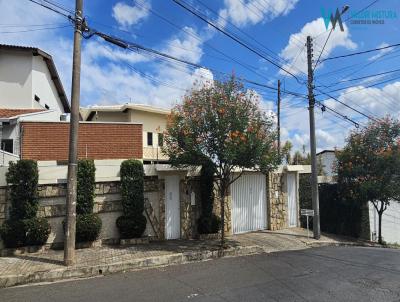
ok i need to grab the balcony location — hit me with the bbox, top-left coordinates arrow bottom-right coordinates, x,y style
143,146 -> 168,161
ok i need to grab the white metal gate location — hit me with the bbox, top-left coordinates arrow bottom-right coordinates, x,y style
165,175 -> 180,239
231,173 -> 267,234
287,173 -> 298,227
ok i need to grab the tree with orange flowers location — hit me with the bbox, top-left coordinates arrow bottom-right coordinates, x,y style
163,76 -> 285,247
337,117 -> 400,244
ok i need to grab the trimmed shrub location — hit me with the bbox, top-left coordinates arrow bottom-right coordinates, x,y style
25,217 -> 51,246
120,160 -> 144,216
6,160 -> 39,220
198,214 -> 221,234
117,160 -> 146,238
76,214 -> 102,243
197,161 -> 219,234
116,215 -> 147,239
0,220 -> 26,248
1,160 -> 51,248
0,218 -> 50,248
77,159 -> 96,215
298,174 -> 370,239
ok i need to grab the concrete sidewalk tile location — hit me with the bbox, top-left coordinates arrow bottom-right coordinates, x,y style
0,228 -> 373,288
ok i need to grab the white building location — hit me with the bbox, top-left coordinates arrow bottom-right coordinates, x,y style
316,150 -> 337,177
0,44 -> 70,160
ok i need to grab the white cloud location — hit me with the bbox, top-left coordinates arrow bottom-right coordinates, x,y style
218,0 -> 298,28
368,42 -> 394,61
112,1 -> 151,28
279,18 -> 357,76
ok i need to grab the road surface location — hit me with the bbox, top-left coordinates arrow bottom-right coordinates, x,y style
2,246 -> 400,302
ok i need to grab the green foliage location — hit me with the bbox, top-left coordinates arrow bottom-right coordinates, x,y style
120,160 -> 145,216
24,217 -> 51,246
1,160 -> 50,248
299,175 -> 370,239
0,218 -> 50,248
0,220 -> 26,248
162,76 -> 283,245
6,160 -> 39,220
117,160 -> 146,238
77,159 -> 96,215
163,77 -> 282,173
116,215 -> 147,239
197,215 -> 221,234
197,162 -> 219,234
337,117 -> 400,243
76,214 -> 102,243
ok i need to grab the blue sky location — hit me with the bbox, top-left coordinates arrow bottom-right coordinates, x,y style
1,0 -> 399,152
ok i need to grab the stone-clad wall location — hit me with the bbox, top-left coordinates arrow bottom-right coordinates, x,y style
0,178 -> 163,249
267,172 -> 288,231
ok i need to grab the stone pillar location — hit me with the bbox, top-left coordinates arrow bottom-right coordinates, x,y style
267,172 -> 288,231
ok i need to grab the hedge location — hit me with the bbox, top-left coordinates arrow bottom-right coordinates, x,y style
299,174 -> 370,239
75,159 -> 101,243
116,160 -> 147,238
0,160 -> 51,248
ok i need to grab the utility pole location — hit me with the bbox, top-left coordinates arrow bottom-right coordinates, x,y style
64,0 -> 84,266
277,80 -> 281,157
306,36 -> 321,240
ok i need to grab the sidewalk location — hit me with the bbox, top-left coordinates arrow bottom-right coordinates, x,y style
0,228 -> 377,288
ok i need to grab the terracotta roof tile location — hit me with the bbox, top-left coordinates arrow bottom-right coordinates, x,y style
0,108 -> 45,119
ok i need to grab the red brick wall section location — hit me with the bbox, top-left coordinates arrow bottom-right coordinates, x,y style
21,122 -> 143,161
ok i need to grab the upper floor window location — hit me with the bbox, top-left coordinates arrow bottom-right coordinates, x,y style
147,132 -> 153,146
158,133 -> 164,147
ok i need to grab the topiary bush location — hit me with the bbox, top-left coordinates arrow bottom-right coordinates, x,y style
74,159 -> 101,243
116,215 -> 147,239
0,220 -> 26,248
24,217 -> 51,246
6,160 -> 39,220
198,214 -> 221,234
75,214 -> 102,243
0,160 -> 51,248
77,159 -> 96,215
116,160 -> 147,238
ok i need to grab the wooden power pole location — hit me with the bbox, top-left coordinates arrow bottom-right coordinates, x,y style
277,80 -> 281,156
64,0 -> 84,266
306,36 -> 321,240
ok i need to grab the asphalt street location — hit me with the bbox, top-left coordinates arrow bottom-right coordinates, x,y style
1,246 -> 400,302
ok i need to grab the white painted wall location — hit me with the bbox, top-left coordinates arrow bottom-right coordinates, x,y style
31,56 -> 65,113
0,50 -> 65,113
369,201 -> 400,244
0,51 -> 33,108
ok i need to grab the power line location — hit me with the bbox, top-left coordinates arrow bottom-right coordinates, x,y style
172,0 -> 302,83
27,0 -> 73,19
0,24 -> 71,34
315,88 -> 379,122
316,68 -> 400,87
321,42 -> 400,62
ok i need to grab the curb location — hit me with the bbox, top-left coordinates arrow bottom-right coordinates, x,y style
0,245 -> 265,288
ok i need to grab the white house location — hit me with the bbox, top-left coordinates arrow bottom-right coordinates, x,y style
0,44 -> 70,160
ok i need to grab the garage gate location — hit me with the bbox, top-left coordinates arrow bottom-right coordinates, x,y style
231,173 -> 267,234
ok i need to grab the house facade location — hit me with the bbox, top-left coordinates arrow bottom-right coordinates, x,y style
0,44 -> 70,159
81,104 -> 170,163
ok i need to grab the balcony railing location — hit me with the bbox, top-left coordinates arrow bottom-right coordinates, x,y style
143,146 -> 168,161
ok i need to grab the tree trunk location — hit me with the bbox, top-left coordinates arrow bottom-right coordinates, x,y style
220,185 -> 225,248
378,210 -> 383,245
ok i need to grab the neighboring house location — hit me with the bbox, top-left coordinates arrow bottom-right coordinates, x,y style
0,44 -> 70,159
316,150 -> 337,177
81,104 -> 170,163
20,121 -> 143,161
